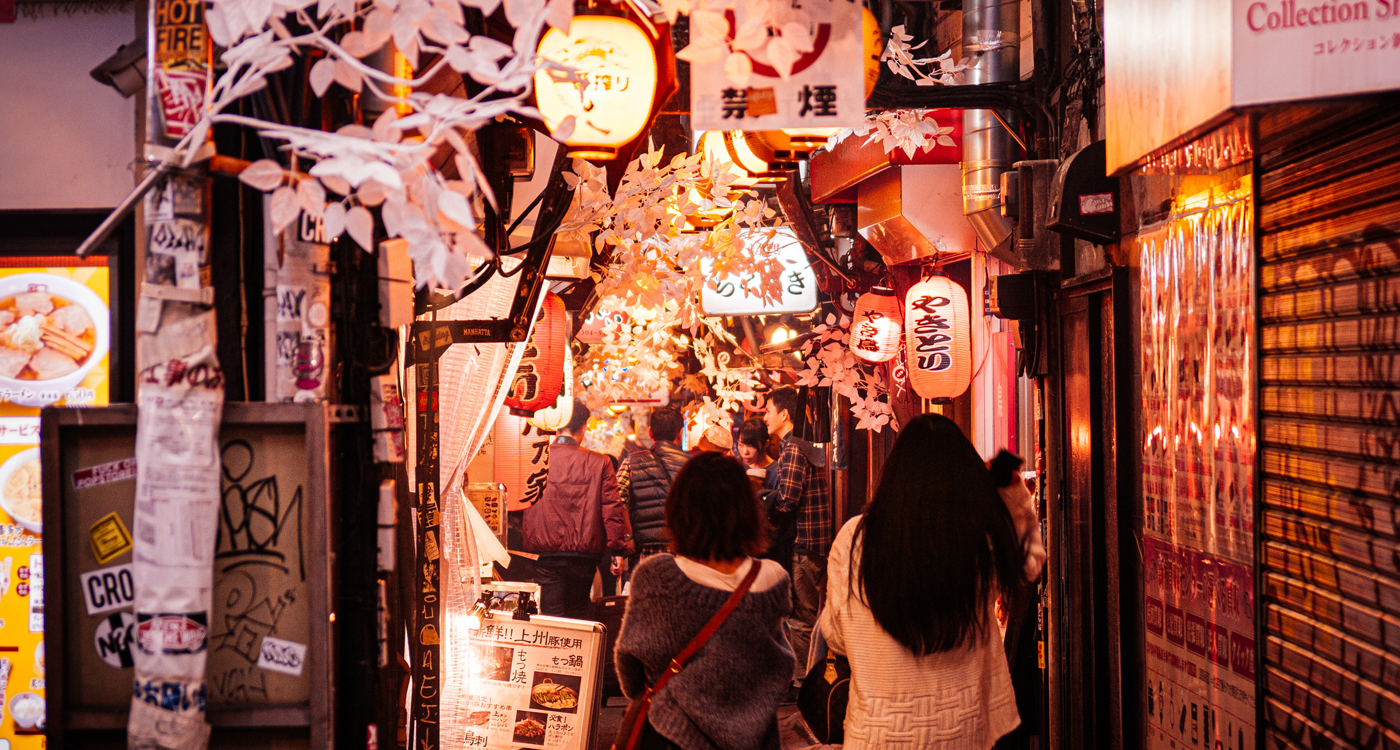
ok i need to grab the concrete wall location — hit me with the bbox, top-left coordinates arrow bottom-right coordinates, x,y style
0,12 -> 138,210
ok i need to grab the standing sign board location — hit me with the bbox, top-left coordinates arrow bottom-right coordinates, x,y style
461,615 -> 604,750
689,0 -> 863,131
0,258 -> 113,745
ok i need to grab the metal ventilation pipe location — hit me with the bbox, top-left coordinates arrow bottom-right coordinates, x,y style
962,0 -> 1020,255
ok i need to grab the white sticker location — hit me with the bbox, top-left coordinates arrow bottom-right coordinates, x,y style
80,563 -> 135,616
94,611 -> 136,669
256,636 -> 307,677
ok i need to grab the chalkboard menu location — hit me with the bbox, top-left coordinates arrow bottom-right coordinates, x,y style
461,614 -> 604,750
41,403 -> 333,747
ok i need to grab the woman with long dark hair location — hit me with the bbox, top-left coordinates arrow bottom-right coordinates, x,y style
820,413 -> 1045,748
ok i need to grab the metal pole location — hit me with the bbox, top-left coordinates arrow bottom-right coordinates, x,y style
74,160 -> 174,258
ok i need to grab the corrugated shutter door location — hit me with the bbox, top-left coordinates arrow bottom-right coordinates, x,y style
1259,109 -> 1400,749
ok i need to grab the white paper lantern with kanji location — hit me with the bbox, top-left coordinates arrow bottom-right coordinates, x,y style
849,287 -> 903,363
904,276 -> 971,399
494,411 -> 552,511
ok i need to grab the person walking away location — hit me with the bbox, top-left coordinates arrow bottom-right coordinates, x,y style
523,399 -> 635,619
736,418 -> 794,576
764,387 -> 831,676
820,414 -> 1046,748
615,453 -> 794,750
617,406 -> 689,558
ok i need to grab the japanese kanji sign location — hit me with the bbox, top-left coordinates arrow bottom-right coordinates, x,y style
690,0 -> 864,131
699,228 -> 819,316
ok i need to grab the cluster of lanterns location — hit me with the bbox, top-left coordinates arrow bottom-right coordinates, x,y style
849,276 -> 971,400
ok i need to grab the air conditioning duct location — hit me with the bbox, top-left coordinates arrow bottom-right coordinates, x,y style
962,0 -> 1020,257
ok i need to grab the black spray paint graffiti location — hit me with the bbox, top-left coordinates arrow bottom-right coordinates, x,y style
217,439 -> 305,580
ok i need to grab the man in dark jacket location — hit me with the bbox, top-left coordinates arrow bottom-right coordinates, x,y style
524,399 -> 635,619
616,406 -> 689,557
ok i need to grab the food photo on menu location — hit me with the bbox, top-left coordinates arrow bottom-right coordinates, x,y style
0,273 -> 110,408
472,644 -> 515,683
529,672 -> 582,714
512,710 -> 548,746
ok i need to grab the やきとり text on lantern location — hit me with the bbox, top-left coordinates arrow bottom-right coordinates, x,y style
905,276 -> 971,399
534,14 -> 660,160
850,287 -> 902,363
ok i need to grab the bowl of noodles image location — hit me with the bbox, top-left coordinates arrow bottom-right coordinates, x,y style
0,273 -> 109,408
0,448 -> 41,535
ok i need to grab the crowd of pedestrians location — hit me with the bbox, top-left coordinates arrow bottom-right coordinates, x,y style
518,391 -> 1045,749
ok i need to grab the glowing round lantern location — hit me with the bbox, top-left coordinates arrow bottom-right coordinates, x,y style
904,276 -> 971,399
494,411 -> 552,511
849,287 -> 903,363
534,16 -> 660,160
528,343 -> 575,433
505,292 -> 566,415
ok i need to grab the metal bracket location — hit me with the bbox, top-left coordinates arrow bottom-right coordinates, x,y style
139,282 -> 214,305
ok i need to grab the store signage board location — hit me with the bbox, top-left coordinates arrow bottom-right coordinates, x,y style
700,229 -> 819,316
689,0 -> 863,131
462,614 -> 604,750
1233,0 -> 1400,106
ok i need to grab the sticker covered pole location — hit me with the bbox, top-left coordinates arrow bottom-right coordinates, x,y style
128,0 -> 223,746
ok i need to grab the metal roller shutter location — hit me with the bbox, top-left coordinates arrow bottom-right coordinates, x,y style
1259,108 -> 1400,749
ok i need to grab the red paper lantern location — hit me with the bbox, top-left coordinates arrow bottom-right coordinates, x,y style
849,287 -> 903,363
505,292 -> 566,415
494,411 -> 552,511
905,276 -> 971,399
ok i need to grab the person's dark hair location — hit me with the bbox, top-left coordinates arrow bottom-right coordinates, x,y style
767,387 -> 800,424
855,413 -> 1024,654
666,452 -> 770,560
736,418 -> 769,451
650,406 -> 683,443
562,399 -> 591,435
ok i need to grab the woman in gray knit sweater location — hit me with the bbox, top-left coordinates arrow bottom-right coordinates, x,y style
615,452 -> 795,750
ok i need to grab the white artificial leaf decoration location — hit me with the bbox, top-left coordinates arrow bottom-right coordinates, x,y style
690,9 -> 728,40
723,52 -> 752,87
333,59 -> 363,92
238,159 -> 285,191
780,21 -> 813,53
358,181 -> 388,206
309,57 -> 335,97
766,36 -> 798,80
297,178 -> 327,218
553,114 -> 576,142
363,9 -> 394,50
438,190 -> 476,229
270,186 -> 299,233
323,202 -> 348,240
675,37 -> 726,65
346,206 -> 375,250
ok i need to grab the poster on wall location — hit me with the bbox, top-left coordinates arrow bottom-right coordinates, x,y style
1140,193 -> 1255,750
0,257 -> 112,743
461,615 -> 604,750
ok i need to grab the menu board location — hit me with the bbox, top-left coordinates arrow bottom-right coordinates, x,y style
0,258 -> 111,744
462,615 -> 603,750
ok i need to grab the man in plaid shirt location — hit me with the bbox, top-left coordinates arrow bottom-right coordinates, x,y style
765,386 -> 832,677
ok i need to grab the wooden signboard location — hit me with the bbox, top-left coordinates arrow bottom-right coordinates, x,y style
42,402 -> 333,747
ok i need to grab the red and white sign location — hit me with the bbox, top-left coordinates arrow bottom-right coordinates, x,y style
154,67 -> 207,140
73,457 -> 138,490
690,0 -> 864,130
136,613 -> 208,655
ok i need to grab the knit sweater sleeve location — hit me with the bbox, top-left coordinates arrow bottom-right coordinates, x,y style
820,518 -> 858,656
615,561 -> 659,699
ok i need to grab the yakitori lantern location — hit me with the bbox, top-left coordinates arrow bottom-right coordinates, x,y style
505,292 -> 566,415
849,287 -> 903,363
494,411 -> 552,511
534,15 -> 660,160
905,276 -> 971,399
528,343 -> 575,433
